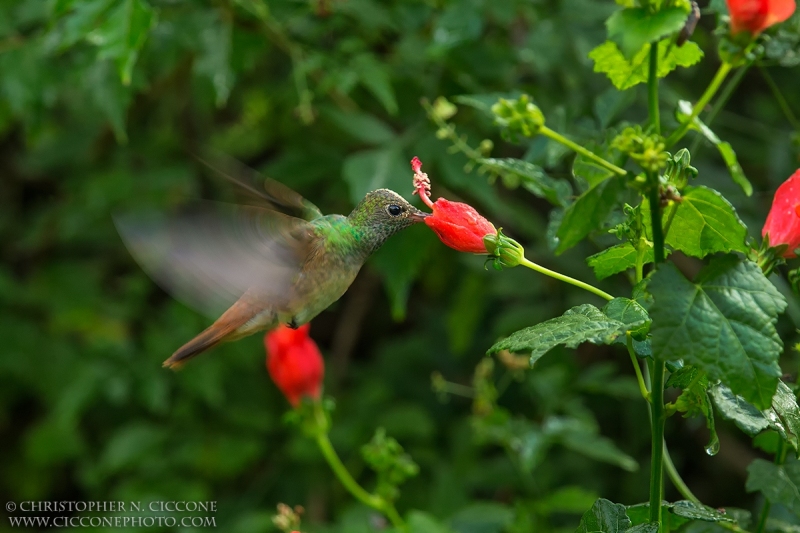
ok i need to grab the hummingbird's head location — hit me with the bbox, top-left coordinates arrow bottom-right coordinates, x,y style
348,189 -> 429,251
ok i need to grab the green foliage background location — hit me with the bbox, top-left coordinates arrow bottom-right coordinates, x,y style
0,0 -> 798,531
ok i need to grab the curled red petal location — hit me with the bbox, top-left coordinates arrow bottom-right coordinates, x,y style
727,0 -> 796,34
265,324 -> 324,406
762,169 -> 800,258
424,198 -> 496,253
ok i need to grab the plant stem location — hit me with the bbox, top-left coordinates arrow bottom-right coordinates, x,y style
647,166 -> 667,527
666,61 -> 733,147
540,126 -> 628,176
760,66 -> 800,131
313,405 -> 407,531
648,44 -> 661,135
649,360 -> 666,527
519,257 -> 614,301
648,183 -> 666,264
663,444 -> 699,503
627,334 -> 650,402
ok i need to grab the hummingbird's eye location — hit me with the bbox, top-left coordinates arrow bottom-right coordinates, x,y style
386,204 -> 403,217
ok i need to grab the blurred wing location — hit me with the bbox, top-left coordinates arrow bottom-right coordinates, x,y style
193,150 -> 324,221
114,202 -> 314,319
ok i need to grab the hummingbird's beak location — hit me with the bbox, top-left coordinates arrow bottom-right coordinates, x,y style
409,210 -> 431,223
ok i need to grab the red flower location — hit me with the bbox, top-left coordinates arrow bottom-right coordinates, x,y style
265,324 -> 324,406
726,0 -> 795,35
425,198 -> 497,253
411,156 -> 497,253
762,169 -> 800,258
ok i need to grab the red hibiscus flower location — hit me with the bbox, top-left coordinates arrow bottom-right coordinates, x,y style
726,0 -> 796,35
411,157 -> 497,253
762,169 -> 800,258
265,324 -> 324,406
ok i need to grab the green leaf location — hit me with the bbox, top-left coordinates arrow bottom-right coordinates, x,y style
648,258 -> 787,410
87,0 -> 156,85
322,107 -> 396,145
589,40 -> 703,91
667,366 -> 719,455
576,499 -> 647,533
478,157 -> 571,206
711,382 -> 800,453
746,459 -> 800,518
342,146 -> 408,205
353,54 -> 398,115
556,177 -> 623,254
709,383 -> 770,436
448,503 -> 514,533
662,185 -> 749,258
676,100 -> 752,196
193,11 -> 234,107
534,486 -> 600,515
602,297 -> 651,340
371,227 -> 436,321
408,511 -> 456,533
627,501 -> 735,530
487,304 -> 639,365
606,7 -> 689,58
558,429 -> 639,472
587,243 -> 656,280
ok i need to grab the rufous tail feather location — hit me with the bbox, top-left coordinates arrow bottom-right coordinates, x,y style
163,298 -> 263,369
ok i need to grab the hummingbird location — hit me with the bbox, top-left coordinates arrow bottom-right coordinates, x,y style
115,156 -> 428,368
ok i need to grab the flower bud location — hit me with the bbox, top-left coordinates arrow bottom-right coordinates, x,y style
762,169 -> 800,258
265,324 -> 324,407
726,0 -> 795,36
491,95 -> 545,139
424,198 -> 496,253
484,229 -> 525,269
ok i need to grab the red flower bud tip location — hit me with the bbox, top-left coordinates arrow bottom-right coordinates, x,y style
265,324 -> 324,407
762,169 -> 800,258
726,0 -> 795,35
410,156 -> 434,209
425,197 -> 497,254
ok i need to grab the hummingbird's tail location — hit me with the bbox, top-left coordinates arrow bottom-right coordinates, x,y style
163,297 -> 270,369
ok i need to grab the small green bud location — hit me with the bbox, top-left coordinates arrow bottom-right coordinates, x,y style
435,127 -> 450,139
484,228 -> 525,269
491,95 -> 545,140
479,138 -> 494,155
432,96 -> 457,120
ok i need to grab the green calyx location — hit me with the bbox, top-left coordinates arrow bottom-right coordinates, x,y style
484,228 -> 525,270
491,95 -> 545,141
611,125 -> 667,173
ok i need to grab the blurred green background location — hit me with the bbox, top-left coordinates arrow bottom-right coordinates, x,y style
1,0 -> 799,532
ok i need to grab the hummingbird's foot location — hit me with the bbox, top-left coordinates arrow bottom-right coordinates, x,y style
287,317 -> 300,329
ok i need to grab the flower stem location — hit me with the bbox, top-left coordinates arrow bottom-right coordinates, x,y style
519,257 -> 614,301
649,360 -> 666,526
539,126 -> 628,177
646,167 -> 667,527
759,66 -> 800,131
666,61 -> 733,147
312,404 -> 407,531
627,334 -> 650,402
663,444 -> 699,503
648,43 -> 661,135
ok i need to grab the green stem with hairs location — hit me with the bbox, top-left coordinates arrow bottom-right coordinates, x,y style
648,43 -> 661,134
313,404 -> 407,531
647,171 -> 666,529
666,62 -> 733,147
519,257 -> 614,301
627,334 -> 650,402
540,126 -> 628,176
